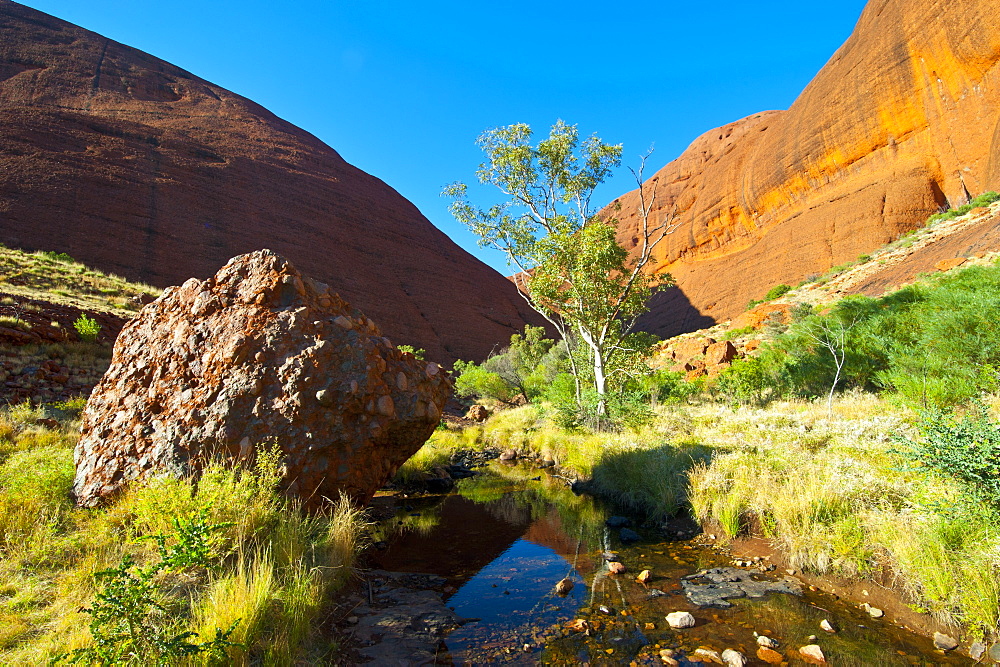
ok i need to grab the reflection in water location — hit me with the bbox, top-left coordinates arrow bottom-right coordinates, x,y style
375,464 -> 972,665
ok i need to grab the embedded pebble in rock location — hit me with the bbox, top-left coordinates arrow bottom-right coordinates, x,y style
799,644 -> 826,664
933,632 -> 959,651
756,646 -> 784,664
607,561 -> 626,575
665,611 -> 696,628
721,648 -> 747,667
72,250 -> 451,508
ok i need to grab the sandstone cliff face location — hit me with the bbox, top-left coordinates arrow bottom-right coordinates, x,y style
73,250 -> 451,508
610,0 -> 1000,338
0,1 -> 540,364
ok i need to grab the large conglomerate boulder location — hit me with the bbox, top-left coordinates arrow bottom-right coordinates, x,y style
72,250 -> 452,508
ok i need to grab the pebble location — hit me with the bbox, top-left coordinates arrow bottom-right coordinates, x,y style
970,642 -> 986,660
693,647 -> 722,663
932,632 -> 958,651
659,648 -> 680,666
554,578 -> 574,595
820,619 -> 836,633
799,644 -> 826,664
608,561 -> 626,575
861,603 -> 884,618
756,635 -> 779,649
756,646 -> 784,664
989,643 -> 1000,662
665,611 -> 696,628
721,648 -> 747,667
637,569 -> 653,583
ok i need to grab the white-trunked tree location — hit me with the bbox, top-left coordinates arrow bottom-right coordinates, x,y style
444,120 -> 676,422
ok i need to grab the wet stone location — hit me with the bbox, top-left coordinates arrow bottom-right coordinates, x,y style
681,567 -> 801,608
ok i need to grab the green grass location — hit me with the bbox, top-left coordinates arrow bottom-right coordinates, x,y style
0,245 -> 159,315
0,406 -> 367,663
415,392 -> 1000,640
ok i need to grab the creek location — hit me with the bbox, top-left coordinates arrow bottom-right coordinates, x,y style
363,462 -> 972,665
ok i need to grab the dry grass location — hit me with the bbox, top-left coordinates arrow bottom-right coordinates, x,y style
434,392 -> 999,638
0,246 -> 159,315
0,406 -> 367,664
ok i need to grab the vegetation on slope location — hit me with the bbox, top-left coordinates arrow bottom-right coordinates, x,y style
0,402 -> 366,663
0,246 -> 159,315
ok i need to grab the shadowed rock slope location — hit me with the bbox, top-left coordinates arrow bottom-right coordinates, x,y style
0,1 -> 540,364
610,0 -> 1000,338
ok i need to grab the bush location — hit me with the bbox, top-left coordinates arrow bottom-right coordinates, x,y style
396,345 -> 425,360
764,283 -> 792,300
73,314 -> 101,342
894,403 -> 1000,505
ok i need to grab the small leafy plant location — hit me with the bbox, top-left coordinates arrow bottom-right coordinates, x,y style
397,344 -> 426,360
73,314 -> 101,342
57,511 -> 240,664
893,403 -> 1000,504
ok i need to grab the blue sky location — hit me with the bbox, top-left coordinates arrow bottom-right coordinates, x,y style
21,0 -> 868,274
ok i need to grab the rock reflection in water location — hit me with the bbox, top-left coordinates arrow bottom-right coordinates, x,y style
374,465 -> 974,665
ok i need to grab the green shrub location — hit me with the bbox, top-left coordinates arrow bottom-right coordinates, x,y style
58,512 -> 239,664
396,345 -> 426,360
893,403 -> 1000,505
73,315 -> 101,342
764,283 -> 792,300
713,355 -> 778,406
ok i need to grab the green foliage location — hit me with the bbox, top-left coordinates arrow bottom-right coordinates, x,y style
893,403 -> 1000,504
713,355 -> 777,406
40,251 -> 75,263
927,191 -> 1000,224
721,326 -> 755,341
73,315 -> 101,342
59,511 -> 240,665
453,325 -> 559,405
453,359 -> 517,405
396,345 -> 426,360
445,120 -> 670,417
857,254 -> 872,263
759,263 -> 1000,407
764,283 -> 792,300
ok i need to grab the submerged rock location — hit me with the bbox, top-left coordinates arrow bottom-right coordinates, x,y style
619,528 -> 641,543
72,250 -> 451,508
665,611 -> 696,628
721,648 -> 747,667
681,567 -> 801,608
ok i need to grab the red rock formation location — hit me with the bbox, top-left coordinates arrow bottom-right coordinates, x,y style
72,250 -> 451,508
609,0 -> 1000,338
0,1 -> 541,364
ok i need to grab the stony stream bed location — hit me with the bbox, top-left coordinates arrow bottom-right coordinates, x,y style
341,463 -> 975,665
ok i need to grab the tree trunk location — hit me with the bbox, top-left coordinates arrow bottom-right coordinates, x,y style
579,327 -> 608,417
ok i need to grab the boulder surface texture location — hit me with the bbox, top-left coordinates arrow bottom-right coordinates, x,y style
72,250 -> 451,508
0,1 -> 543,364
609,0 -> 1000,338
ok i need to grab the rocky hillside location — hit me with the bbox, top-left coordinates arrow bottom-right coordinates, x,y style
655,199 -> 1000,379
0,1 -> 541,364
610,0 -> 1000,338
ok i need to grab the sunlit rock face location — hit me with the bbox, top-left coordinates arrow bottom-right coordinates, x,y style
608,0 -> 1000,338
0,0 -> 542,364
73,250 -> 452,508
